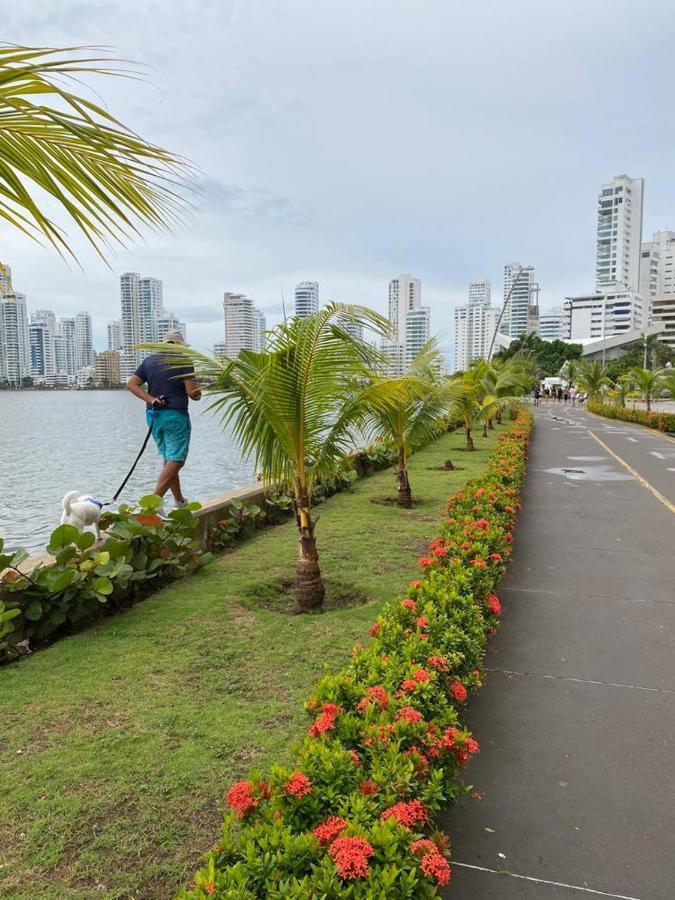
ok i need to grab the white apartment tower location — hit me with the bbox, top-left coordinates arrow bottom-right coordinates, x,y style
388,274 -> 422,344
502,264 -> 537,337
405,307 -> 431,367
74,312 -> 94,371
120,273 -> 164,378
563,291 -> 644,341
539,306 -> 564,341
295,282 -> 319,318
157,312 -> 187,343
454,278 -> 498,371
253,308 -> 267,352
596,174 -> 644,293
223,292 -> 258,357
58,317 -> 77,376
0,292 -> 29,387
107,320 -> 123,351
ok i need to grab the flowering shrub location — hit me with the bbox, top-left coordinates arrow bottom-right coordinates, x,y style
587,400 -> 675,434
179,411 -> 533,898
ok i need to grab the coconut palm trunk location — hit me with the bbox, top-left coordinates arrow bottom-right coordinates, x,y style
294,480 -> 325,610
465,425 -> 475,451
397,446 -> 412,508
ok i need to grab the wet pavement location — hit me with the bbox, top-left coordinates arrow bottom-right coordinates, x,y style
441,406 -> 675,900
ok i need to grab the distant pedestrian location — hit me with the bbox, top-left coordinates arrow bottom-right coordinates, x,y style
557,387 -> 563,403
563,389 -> 570,403
544,388 -> 550,402
127,331 -> 202,507
569,386 -> 577,407
533,386 -> 541,407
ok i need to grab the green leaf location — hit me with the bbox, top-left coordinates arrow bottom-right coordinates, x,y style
47,524 -> 80,553
47,569 -> 77,592
10,548 -> 30,566
76,531 -> 96,551
24,600 -> 43,621
139,494 -> 163,512
55,546 -> 78,565
92,576 -> 113,596
94,551 -> 110,567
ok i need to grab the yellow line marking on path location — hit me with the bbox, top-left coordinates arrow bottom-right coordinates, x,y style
587,430 -> 675,516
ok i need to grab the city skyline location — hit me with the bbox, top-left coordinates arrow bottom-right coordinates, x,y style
5,2 -> 675,367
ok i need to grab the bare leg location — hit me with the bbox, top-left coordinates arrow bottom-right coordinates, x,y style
154,460 -> 185,501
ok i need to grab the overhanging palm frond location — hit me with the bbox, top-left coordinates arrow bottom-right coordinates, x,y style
0,45 -> 191,262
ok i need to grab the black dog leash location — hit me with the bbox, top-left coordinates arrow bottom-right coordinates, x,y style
103,400 -> 163,507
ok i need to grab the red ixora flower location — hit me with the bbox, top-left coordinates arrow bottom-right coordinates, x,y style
490,552 -> 503,563
350,749 -> 362,766
418,556 -> 433,568
205,879 -> 217,895
408,579 -> 422,590
308,703 -> 343,737
411,838 -> 438,857
382,799 -> 428,827
427,655 -> 449,672
359,779 -> 379,795
357,685 -> 389,712
369,621 -> 381,637
420,852 -> 451,885
313,816 -> 348,846
486,594 -> 502,615
416,616 -> 428,629
396,706 -> 423,724
284,771 -> 312,798
328,836 -> 375,880
401,598 -> 417,611
225,781 -> 259,818
470,557 -> 487,568
449,681 -> 468,703
412,667 -> 430,683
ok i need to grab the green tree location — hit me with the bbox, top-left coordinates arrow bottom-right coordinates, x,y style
625,367 -> 667,412
0,46 -> 186,261
449,363 -> 501,451
157,304 -> 404,611
366,343 -> 449,507
495,333 -> 582,377
577,360 -> 611,401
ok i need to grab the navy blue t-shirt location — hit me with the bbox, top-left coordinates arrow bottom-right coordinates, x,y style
134,353 -> 195,413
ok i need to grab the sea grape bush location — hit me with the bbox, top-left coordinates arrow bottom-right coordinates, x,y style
586,400 -> 675,434
0,495 -> 209,662
180,410 -> 533,898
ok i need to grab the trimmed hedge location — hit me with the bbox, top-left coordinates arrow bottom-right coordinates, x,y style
587,400 -> 675,434
180,410 -> 533,898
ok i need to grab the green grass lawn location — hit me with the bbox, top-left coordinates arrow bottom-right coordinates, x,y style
0,426 -> 506,899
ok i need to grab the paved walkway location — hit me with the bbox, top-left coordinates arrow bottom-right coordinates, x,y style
442,406 -> 675,900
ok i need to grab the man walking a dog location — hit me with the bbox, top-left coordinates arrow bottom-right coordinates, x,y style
127,331 -> 201,507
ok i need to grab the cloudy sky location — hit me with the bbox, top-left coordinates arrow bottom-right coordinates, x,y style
4,0 -> 675,361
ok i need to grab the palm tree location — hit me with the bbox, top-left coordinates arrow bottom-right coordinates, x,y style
577,360 -> 611,402
625,367 -> 667,412
154,304 -> 403,611
607,376 -> 631,409
0,46 -> 187,262
365,343 -> 449,507
449,364 -> 501,451
480,358 -> 531,427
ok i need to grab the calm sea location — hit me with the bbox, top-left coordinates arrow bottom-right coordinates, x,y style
0,390 -> 256,554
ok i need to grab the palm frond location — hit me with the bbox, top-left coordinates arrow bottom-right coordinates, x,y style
0,45 -> 191,262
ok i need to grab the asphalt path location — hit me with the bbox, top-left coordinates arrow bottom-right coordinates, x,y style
442,405 -> 675,900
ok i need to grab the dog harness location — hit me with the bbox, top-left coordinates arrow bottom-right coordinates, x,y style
84,497 -> 105,509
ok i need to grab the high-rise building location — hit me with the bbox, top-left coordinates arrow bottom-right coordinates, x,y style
223,292 -> 258,357
388,274 -> 422,344
639,230 -> 675,320
157,312 -> 187,343
139,277 -> 163,343
539,306 -> 564,341
454,279 -> 498,371
74,312 -> 94,371
58,317 -> 77,376
405,307 -> 431,367
120,273 -> 163,378
0,292 -> 29,387
93,349 -> 122,386
651,294 -> 675,351
213,341 -> 227,359
563,291 -> 644,341
596,174 -> 644,293
107,319 -> 123,351
295,282 -> 319,318
502,264 -> 538,338
253,308 -> 267,352
28,323 -> 49,379
380,341 -> 405,376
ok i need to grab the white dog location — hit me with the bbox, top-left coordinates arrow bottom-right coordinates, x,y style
61,491 -> 104,541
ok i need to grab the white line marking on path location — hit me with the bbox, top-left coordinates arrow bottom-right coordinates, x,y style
486,667 -> 675,695
626,437 -> 639,443
651,451 -> 667,459
451,862 -> 642,900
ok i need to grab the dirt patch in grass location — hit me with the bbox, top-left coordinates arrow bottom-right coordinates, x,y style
241,575 -> 372,614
